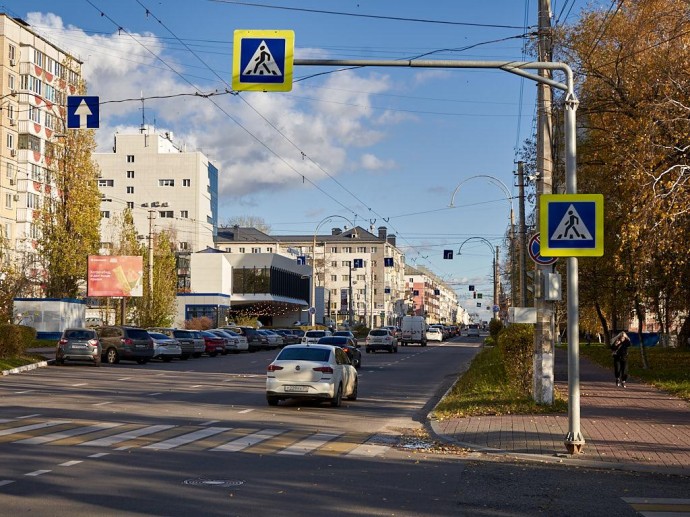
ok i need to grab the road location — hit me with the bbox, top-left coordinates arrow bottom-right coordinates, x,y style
1,337 -> 688,516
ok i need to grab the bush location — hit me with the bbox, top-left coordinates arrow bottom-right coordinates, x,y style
489,318 -> 503,342
184,317 -> 214,330
498,324 -> 533,396
0,324 -> 36,358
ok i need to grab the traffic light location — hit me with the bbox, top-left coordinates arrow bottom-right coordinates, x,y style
473,292 -> 476,299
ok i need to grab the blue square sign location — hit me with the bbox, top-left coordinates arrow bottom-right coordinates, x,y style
67,96 -> 99,129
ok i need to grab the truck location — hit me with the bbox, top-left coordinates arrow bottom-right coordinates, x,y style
401,315 -> 427,346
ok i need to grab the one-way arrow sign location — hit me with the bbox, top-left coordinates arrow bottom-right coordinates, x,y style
67,96 -> 99,129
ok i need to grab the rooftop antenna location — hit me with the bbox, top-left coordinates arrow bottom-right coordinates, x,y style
139,91 -> 146,133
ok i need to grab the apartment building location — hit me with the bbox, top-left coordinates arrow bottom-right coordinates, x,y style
0,14 -> 82,276
93,129 -> 218,266
405,264 -> 461,325
214,225 -> 407,328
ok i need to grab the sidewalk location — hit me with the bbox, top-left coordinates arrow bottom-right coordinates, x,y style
430,348 -> 690,474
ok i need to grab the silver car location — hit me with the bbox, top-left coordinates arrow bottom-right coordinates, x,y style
147,332 -> 182,362
55,328 -> 101,367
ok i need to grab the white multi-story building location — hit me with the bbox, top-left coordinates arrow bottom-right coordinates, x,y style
1,14 -> 82,278
93,129 -> 218,258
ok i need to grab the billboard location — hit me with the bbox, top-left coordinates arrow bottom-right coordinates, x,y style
88,255 -> 144,297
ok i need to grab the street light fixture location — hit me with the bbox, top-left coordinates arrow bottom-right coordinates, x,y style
457,236 -> 500,319
311,214 -> 355,328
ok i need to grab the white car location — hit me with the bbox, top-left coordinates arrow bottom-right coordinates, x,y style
258,329 -> 284,349
365,328 -> 397,353
301,329 -> 331,344
426,327 -> 443,342
467,325 -> 481,337
208,329 -> 249,353
266,344 -> 358,407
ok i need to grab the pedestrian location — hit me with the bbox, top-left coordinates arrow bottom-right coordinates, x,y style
610,331 -> 631,387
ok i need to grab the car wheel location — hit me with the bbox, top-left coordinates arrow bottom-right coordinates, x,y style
163,356 -> 172,362
209,352 -> 218,357
355,359 -> 361,369
346,378 -> 358,401
181,354 -> 190,360
422,341 -> 427,347
136,358 -> 148,365
267,396 -> 280,406
330,384 -> 343,407
193,353 -> 202,358
365,348 -> 371,354
393,346 -> 398,353
388,346 -> 394,353
106,348 -> 119,364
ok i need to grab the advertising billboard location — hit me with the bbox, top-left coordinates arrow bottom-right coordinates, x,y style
88,255 -> 144,297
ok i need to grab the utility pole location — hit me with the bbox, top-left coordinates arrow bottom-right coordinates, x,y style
348,260 -> 354,326
534,0 -> 556,405
148,210 -> 155,297
518,161 -> 528,307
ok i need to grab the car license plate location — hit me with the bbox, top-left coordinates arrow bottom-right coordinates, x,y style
71,344 -> 86,349
284,385 -> 308,393
135,344 -> 146,348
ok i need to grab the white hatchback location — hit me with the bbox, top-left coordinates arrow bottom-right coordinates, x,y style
427,327 -> 443,342
266,344 -> 358,407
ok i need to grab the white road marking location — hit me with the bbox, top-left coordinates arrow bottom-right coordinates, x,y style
15,422 -> 124,445
25,470 -> 51,477
78,425 -> 175,447
72,383 -> 87,387
211,429 -> 285,452
199,420 -> 219,426
147,392 -> 162,396
17,414 -> 40,419
14,390 -> 34,394
237,409 -> 254,414
58,460 -> 82,467
277,432 -> 342,456
117,377 -> 131,381
0,480 -> 15,487
0,421 -> 68,437
88,453 -> 109,458
346,443 -> 390,457
143,427 -> 231,450
92,401 -> 112,406
190,385 -> 203,388
0,419 -> 13,423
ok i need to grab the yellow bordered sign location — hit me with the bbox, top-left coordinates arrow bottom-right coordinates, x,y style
539,194 -> 604,257
232,30 -> 294,92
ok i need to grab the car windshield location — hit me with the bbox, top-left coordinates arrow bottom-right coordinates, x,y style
65,330 -> 96,339
369,330 -> 389,336
127,329 -> 150,340
305,331 -> 326,338
333,332 -> 351,337
277,347 -> 330,362
148,333 -> 168,339
318,337 -> 348,345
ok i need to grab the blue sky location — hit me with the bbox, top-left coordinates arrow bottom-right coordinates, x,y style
8,0 -> 596,315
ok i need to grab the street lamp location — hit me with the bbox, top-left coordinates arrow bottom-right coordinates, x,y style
457,236 -> 500,319
311,215 -> 355,328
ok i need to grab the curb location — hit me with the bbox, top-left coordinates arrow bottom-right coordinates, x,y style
2,359 -> 51,376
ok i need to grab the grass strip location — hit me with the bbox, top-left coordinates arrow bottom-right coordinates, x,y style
433,345 -> 567,419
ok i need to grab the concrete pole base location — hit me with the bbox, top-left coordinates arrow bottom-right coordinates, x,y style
564,432 -> 585,455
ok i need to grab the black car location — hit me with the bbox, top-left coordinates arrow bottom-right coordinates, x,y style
317,336 -> 362,369
96,326 -> 154,364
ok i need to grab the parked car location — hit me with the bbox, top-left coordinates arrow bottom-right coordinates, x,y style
147,332 -> 182,362
147,328 -> 193,360
426,327 -> 443,342
318,336 -> 362,369
333,330 -> 358,346
266,344 -> 358,407
208,329 -> 247,353
221,329 -> 249,352
301,329 -> 332,344
186,330 -> 208,357
365,328 -> 397,353
258,329 -> 284,349
273,329 -> 301,345
55,328 -> 101,367
96,325 -> 154,364
199,331 -> 225,357
429,324 -> 447,341
384,326 -> 402,341
228,326 -> 269,352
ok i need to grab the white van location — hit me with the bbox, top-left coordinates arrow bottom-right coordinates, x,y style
401,316 -> 427,346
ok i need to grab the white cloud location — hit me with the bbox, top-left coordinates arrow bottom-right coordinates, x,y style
413,69 -> 452,86
29,13 -> 404,201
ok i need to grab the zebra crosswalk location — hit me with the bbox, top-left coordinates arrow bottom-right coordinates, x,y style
0,416 -> 390,457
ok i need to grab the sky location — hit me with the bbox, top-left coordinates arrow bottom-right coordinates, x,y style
6,0 -> 597,317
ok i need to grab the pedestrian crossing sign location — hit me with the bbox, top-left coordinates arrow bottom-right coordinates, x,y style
232,30 -> 294,92
540,194 -> 604,257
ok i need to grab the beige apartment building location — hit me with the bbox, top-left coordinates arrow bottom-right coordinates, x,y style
1,14 -> 83,281
405,264 -> 463,325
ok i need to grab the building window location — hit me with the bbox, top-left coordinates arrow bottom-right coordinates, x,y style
330,247 -> 338,253
225,248 -> 232,253
371,247 -> 378,253
28,106 -> 41,124
331,261 -> 338,267
8,44 -> 16,60
127,155 -> 135,163
357,275 -> 366,281
26,193 -> 40,208
127,202 -> 134,209
5,193 -> 12,209
126,170 -> 134,178
18,134 -> 41,152
6,133 -> 14,150
343,247 -> 352,253
341,261 -> 350,267
8,74 -> 14,91
159,179 -> 175,187
252,247 -> 261,253
341,275 -> 349,281
180,210 -> 189,218
357,246 -> 367,253
239,247 -> 245,253
179,242 -> 189,250
183,179 -> 191,187
126,186 -> 134,194
266,247 -> 273,253
331,275 -> 337,282
159,211 -> 173,218
101,211 -> 110,218
98,179 -> 114,187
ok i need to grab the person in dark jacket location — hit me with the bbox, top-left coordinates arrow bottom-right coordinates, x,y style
610,331 -> 631,387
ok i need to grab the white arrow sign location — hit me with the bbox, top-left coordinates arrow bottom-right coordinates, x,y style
74,99 -> 93,129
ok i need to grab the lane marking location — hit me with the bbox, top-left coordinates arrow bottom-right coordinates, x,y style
0,480 -> 15,487
17,414 -> 40,419
117,377 -> 131,381
58,460 -> 82,467
190,385 -> 203,388
93,401 -> 112,406
15,422 -> 124,445
147,392 -> 162,396
25,470 -> 51,477
72,383 -> 87,387
199,420 -> 220,426
78,425 -> 175,447
143,427 -> 231,450
211,429 -> 285,452
237,409 -> 254,414
14,390 -> 35,394
0,421 -> 68,437
277,432 -> 342,456
88,453 -> 109,458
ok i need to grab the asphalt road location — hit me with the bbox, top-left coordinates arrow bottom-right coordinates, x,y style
1,337 -> 688,516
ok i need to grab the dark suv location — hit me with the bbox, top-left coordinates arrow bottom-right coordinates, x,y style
97,326 -> 154,364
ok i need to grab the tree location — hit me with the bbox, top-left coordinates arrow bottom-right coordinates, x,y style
224,215 -> 271,233
37,81 -> 101,298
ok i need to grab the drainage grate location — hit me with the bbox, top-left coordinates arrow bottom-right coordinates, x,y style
183,478 -> 245,488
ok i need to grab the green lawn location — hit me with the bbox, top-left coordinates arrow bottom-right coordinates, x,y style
432,345 -> 567,419
580,343 -> 690,401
